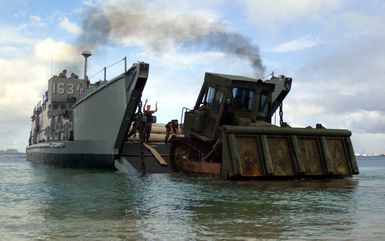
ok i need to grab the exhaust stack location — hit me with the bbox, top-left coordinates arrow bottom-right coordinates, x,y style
82,50 -> 92,80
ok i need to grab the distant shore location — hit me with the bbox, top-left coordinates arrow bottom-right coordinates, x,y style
0,149 -> 22,154
355,153 -> 385,157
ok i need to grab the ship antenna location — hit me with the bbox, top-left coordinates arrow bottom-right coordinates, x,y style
50,54 -> 53,77
82,50 -> 92,80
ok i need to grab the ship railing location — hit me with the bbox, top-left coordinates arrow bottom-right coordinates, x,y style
89,57 -> 128,82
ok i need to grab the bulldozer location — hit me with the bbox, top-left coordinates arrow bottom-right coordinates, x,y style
170,73 -> 359,179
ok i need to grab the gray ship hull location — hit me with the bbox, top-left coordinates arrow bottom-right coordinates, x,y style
26,141 -> 115,168
26,141 -> 172,172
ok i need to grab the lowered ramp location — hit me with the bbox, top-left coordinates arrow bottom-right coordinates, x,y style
115,142 -> 171,173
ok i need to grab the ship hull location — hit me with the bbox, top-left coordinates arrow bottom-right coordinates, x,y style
26,141 -> 172,171
26,151 -> 114,169
26,141 -> 115,169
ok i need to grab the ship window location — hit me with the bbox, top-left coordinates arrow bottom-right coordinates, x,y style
232,87 -> 255,111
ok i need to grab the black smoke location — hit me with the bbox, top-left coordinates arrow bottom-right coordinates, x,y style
187,31 -> 264,73
78,1 -> 265,74
79,6 -> 111,50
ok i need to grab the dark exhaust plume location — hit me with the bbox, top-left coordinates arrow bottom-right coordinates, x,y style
79,6 -> 110,50
186,32 -> 264,74
79,1 -> 265,74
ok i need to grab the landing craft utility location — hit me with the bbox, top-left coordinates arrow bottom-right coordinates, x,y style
27,52 -> 359,179
27,51 -> 150,168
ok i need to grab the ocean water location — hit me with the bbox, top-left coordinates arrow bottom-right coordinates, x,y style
0,154 -> 384,240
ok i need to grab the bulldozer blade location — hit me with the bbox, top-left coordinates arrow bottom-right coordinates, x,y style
221,126 -> 359,179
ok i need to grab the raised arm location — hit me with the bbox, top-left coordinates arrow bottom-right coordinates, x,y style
154,101 -> 158,113
143,99 -> 148,112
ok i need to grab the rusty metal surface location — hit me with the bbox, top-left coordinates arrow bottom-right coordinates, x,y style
171,131 -> 358,179
224,132 -> 356,178
267,136 -> 295,176
326,138 -> 351,176
298,137 -> 325,175
183,161 -> 221,175
170,137 -> 220,175
234,136 -> 264,177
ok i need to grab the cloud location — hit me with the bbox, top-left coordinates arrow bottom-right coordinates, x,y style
0,58 -> 48,115
147,51 -> 225,70
340,11 -> 385,33
59,17 -> 82,35
352,133 -> 385,154
241,0 -> 346,26
0,57 -> 48,151
0,24 -> 35,45
348,111 -> 385,134
30,15 -> 43,24
29,15 -> 47,28
0,0 -> 24,8
296,33 -> 385,88
0,120 -> 30,151
0,36 -> 83,151
280,31 -> 385,144
272,37 -> 317,53
0,46 -> 24,57
141,73 -> 203,123
34,38 -> 81,63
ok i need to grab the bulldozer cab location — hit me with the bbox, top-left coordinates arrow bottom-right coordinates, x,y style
230,80 -> 274,124
183,73 -> 276,141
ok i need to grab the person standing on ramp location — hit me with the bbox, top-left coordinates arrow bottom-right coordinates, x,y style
143,99 -> 158,143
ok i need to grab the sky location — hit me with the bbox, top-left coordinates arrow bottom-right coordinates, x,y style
0,0 -> 384,154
